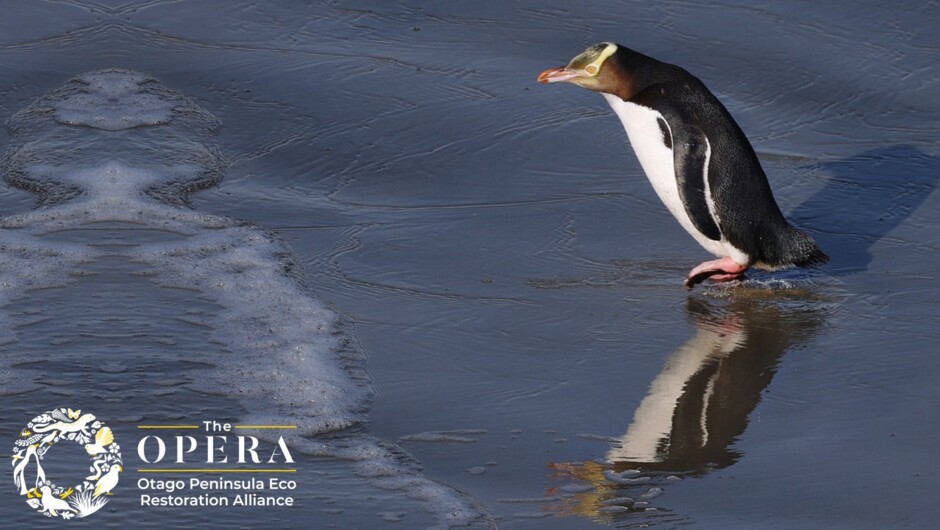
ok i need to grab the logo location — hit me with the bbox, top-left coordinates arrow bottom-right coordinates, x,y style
11,407 -> 122,519
135,420 -> 299,508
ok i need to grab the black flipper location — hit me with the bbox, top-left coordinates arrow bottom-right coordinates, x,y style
632,81 -> 827,268
633,85 -> 722,243
671,124 -> 721,241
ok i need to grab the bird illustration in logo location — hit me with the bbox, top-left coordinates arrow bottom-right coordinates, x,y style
93,464 -> 121,497
84,426 -> 114,456
38,485 -> 75,517
12,444 -> 45,495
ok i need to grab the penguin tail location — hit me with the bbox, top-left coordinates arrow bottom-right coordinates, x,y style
782,226 -> 829,268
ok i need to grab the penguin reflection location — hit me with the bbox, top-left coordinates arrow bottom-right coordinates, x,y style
550,292 -> 828,521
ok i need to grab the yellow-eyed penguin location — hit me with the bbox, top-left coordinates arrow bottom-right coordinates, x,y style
538,43 -> 827,287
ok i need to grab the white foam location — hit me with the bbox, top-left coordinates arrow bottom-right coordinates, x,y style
0,70 -> 494,529
131,226 -> 370,436
9,69 -> 194,132
400,431 -> 480,443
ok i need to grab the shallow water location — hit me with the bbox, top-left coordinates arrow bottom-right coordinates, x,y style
0,1 -> 938,529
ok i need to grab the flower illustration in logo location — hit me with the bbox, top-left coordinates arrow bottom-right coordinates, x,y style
11,407 -> 122,519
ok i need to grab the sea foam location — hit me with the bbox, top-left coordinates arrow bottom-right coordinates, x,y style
0,69 -> 492,529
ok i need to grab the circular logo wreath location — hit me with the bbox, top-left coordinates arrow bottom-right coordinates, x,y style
11,407 -> 122,519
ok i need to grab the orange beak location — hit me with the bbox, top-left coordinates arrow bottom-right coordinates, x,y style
537,66 -> 583,83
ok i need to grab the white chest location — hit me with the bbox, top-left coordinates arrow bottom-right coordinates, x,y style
602,95 -> 742,261
603,95 -> 686,219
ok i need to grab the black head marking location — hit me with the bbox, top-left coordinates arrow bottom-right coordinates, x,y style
657,117 -> 672,149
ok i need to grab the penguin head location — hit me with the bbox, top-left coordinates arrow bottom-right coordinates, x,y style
538,42 -> 628,95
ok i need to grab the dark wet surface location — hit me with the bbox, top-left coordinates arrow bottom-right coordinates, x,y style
0,1 -> 938,528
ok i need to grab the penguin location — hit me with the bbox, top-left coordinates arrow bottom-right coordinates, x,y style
12,444 -> 42,495
538,42 -> 827,288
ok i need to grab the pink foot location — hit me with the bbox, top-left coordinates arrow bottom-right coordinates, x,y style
684,258 -> 748,289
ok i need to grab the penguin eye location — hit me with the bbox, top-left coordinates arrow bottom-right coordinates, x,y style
585,64 -> 599,76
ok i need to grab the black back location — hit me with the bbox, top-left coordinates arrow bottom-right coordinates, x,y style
609,47 -> 827,267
